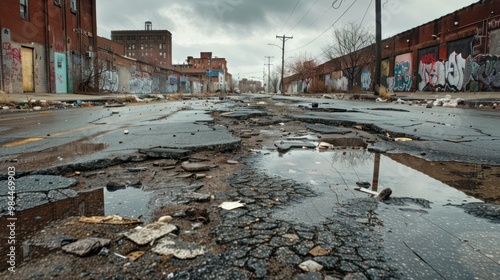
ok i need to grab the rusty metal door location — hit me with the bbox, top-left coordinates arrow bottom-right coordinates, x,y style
21,47 -> 34,92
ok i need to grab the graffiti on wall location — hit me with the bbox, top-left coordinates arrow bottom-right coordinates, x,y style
129,71 -> 152,94
166,75 -> 178,93
394,53 -> 413,91
325,72 -> 348,92
418,52 -> 500,91
100,70 -> 119,92
1,28 -> 23,92
361,70 -> 371,91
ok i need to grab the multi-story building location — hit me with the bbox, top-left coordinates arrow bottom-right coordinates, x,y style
111,22 -> 172,67
0,0 -> 98,94
239,78 -> 263,93
173,52 -> 232,92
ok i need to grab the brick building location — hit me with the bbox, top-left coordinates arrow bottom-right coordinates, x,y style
173,52 -> 232,92
111,22 -> 172,67
0,0 -> 98,94
285,0 -> 500,93
239,78 -> 263,93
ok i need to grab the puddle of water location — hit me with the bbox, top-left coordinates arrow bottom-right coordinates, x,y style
104,187 -> 152,219
253,149 -> 500,279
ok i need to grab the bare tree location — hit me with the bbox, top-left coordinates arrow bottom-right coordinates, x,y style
270,65 -> 282,93
287,53 -> 318,93
323,22 -> 375,92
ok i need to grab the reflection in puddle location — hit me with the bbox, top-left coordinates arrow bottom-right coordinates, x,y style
254,149 -> 500,279
104,187 -> 151,219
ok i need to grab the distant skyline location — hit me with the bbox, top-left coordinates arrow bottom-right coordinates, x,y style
97,0 -> 479,80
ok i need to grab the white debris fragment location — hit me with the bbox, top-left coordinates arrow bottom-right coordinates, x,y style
218,201 -> 245,210
299,260 -> 324,272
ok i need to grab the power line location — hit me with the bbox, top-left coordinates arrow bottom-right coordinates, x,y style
361,0 -> 374,25
283,0 -> 319,35
312,0 -> 373,62
287,0 -> 359,53
332,0 -> 345,9
277,0 -> 301,35
292,5 -> 333,37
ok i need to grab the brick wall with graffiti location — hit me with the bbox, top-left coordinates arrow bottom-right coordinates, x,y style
418,37 -> 500,92
1,28 -> 22,93
96,49 -> 198,94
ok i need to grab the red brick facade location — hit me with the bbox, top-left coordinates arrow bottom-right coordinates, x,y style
285,0 -> 500,93
0,0 -> 98,93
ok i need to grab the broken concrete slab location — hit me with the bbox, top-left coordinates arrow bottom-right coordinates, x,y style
275,141 -> 317,153
62,237 -> 111,257
221,110 -> 267,120
181,163 -> 211,172
320,136 -> 368,149
306,124 -> 351,134
8,175 -> 77,193
139,147 -> 191,159
183,192 -> 211,202
124,222 -> 178,245
152,235 -> 206,259
287,135 -> 320,141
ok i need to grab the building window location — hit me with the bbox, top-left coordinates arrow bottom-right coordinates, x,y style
20,0 -> 29,19
70,0 -> 77,13
54,0 -> 62,7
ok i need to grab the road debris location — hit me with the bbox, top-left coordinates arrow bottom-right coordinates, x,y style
123,222 -> 178,245
62,238 -> 111,257
79,215 -> 141,225
218,201 -> 245,210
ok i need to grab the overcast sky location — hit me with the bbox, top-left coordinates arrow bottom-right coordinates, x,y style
97,0 -> 478,81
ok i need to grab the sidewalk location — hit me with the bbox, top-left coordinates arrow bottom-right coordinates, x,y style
1,91 -> 499,104
1,92 -> 131,103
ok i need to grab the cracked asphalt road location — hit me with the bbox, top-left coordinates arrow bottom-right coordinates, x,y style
0,94 -> 499,279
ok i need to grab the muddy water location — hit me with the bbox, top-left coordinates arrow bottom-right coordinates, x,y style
253,149 -> 500,279
104,186 -> 152,219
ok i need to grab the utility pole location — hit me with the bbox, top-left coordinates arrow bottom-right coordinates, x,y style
276,35 -> 293,93
265,56 -> 273,93
374,0 -> 382,95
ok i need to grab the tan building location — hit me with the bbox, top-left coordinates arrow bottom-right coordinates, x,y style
111,21 -> 172,67
173,52 -> 232,92
239,78 -> 263,93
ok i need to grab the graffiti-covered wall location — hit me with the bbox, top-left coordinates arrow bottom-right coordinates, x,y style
394,53 -> 413,92
325,71 -> 348,92
416,36 -> 500,92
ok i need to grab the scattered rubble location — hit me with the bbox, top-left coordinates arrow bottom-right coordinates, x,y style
123,222 -> 178,245
62,238 -> 111,257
